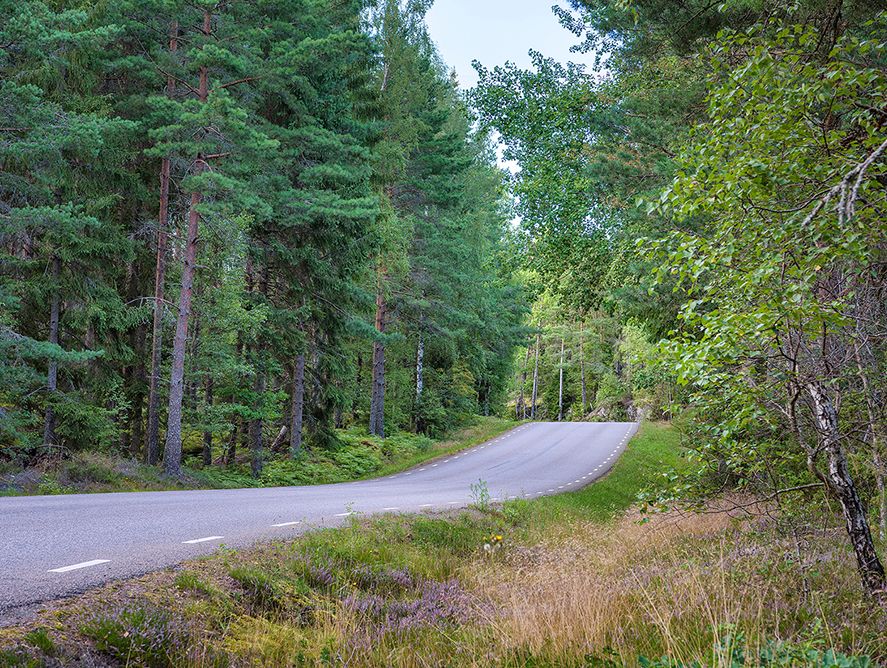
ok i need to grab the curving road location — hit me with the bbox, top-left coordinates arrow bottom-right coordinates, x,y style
0,421 -> 636,623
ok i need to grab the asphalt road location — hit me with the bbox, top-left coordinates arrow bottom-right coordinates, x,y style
0,421 -> 636,623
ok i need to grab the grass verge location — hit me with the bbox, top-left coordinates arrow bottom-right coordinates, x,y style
0,422 -> 883,666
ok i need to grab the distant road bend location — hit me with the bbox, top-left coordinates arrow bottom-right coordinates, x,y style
0,421 -> 636,622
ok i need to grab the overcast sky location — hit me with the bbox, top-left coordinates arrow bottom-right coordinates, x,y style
425,0 -> 594,90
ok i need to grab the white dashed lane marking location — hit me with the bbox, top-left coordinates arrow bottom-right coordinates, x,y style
271,521 -> 300,527
48,559 -> 110,573
384,507 -> 399,511
335,512 -> 353,517
182,536 -> 224,544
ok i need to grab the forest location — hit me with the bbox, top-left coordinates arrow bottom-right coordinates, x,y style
0,0 -> 528,481
479,0 -> 887,598
1,0 -> 887,662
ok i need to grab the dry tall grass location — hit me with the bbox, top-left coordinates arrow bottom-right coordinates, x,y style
470,502 -> 886,666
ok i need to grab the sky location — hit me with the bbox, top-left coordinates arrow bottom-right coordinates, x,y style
425,0 -> 594,91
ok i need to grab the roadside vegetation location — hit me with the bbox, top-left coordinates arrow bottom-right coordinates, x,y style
1,423 -> 883,667
0,417 -> 515,496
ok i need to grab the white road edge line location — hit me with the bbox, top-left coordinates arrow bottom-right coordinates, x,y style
182,536 -> 224,544
384,507 -> 399,511
48,559 -> 110,573
271,521 -> 300,527
335,512 -> 354,517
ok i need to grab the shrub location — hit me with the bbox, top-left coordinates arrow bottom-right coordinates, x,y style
23,628 -> 55,656
80,605 -> 185,668
0,648 -> 42,668
637,633 -> 874,667
228,565 -> 313,624
413,389 -> 448,437
62,454 -> 120,485
228,566 -> 283,612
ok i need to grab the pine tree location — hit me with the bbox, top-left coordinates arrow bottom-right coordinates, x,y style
143,2 -> 276,476
1,1 -> 136,454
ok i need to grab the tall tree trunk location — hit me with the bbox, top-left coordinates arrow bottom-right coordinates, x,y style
130,322 -> 147,458
530,332 -> 540,420
289,353 -> 306,458
335,401 -> 344,429
188,316 -> 200,409
308,333 -> 321,433
415,332 -> 424,400
354,350 -> 363,421
224,419 -> 239,465
517,342 -> 530,419
202,375 -> 213,466
807,381 -> 885,596
369,267 -> 386,437
163,13 -> 209,477
579,323 -> 587,416
250,364 -> 265,478
146,20 -> 178,466
42,255 -> 61,448
558,336 -> 565,421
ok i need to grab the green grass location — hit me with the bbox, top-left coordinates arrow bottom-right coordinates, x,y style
496,421 -> 685,534
539,421 -> 683,519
